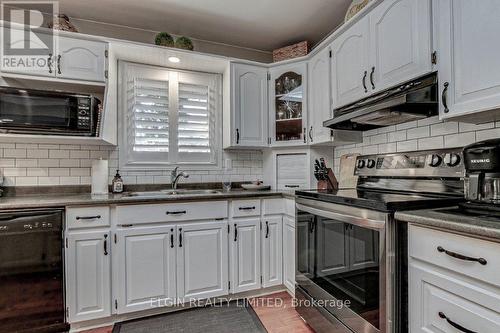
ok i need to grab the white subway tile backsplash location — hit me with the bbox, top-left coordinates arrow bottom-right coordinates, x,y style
418,136 -> 444,150
15,159 -> 38,168
3,168 -> 26,176
4,149 -> 27,158
38,177 -> 60,186
38,159 -> 59,167
49,150 -> 70,159
407,126 -> 430,139
16,177 -> 38,186
59,177 -> 80,185
70,150 -> 90,159
417,116 -> 442,127
388,130 -> 407,142
459,122 -> 495,132
27,149 -> 48,159
476,128 -> 500,141
444,132 -> 476,148
430,122 -> 458,136
49,168 -> 70,177
26,168 -> 48,177
397,140 -> 418,152
370,134 -> 387,145
396,120 -> 418,130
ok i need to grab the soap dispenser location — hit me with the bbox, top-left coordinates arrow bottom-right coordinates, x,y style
112,170 -> 124,193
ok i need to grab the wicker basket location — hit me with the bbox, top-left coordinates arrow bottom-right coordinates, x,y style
273,41 -> 309,62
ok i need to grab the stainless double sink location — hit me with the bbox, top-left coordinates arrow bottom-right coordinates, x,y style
124,189 -> 222,198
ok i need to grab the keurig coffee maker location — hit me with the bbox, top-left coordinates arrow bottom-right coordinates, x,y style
463,139 -> 500,203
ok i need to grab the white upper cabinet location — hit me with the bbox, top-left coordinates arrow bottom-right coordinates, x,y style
331,17 -> 370,108
66,231 -> 111,323
369,0 -> 432,92
58,37 -> 107,82
436,0 -> 500,121
115,226 -> 176,314
177,221 -> 228,300
269,62 -> 308,146
229,63 -> 268,148
308,47 -> 333,144
331,0 -> 432,109
0,27 -> 107,83
230,218 -> 261,293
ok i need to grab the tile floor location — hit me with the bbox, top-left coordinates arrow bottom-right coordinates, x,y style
80,291 -> 313,333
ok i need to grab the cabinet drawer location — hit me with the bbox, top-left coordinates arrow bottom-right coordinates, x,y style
410,262 -> 500,333
66,206 -> 110,229
409,224 -> 500,288
231,200 -> 261,217
116,201 -> 228,225
262,198 -> 284,215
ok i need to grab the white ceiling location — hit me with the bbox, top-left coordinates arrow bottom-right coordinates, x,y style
57,0 -> 351,52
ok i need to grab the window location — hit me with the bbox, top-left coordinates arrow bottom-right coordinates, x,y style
119,61 -> 222,169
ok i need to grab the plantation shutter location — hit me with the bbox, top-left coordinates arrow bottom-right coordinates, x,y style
176,72 -> 219,164
120,61 -> 221,169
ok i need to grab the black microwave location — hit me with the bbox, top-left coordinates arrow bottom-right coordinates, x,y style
0,86 -> 100,136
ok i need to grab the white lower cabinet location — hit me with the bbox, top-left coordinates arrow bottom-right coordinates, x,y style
283,216 -> 295,293
262,216 -> 283,287
409,224 -> 500,332
115,226 -> 176,314
177,221 -> 229,300
66,231 -> 111,322
230,218 -> 261,293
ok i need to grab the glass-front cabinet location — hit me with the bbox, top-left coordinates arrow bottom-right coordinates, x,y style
269,62 -> 308,146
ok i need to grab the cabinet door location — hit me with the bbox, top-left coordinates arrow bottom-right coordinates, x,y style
316,219 -> 349,277
115,226 -> 176,314
331,17 -> 370,108
58,37 -> 106,82
177,221 -> 228,300
1,28 -> 55,77
308,48 -> 332,144
276,153 -> 308,190
269,62 -> 308,146
230,218 -> 261,293
66,231 -> 111,322
262,216 -> 283,288
437,0 -> 500,119
369,0 -> 432,92
231,63 -> 268,147
283,216 -> 296,293
349,225 -> 379,270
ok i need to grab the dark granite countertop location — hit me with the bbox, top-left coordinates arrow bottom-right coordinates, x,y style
396,208 -> 500,241
0,189 -> 295,210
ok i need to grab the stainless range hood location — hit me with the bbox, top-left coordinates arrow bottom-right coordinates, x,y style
324,73 -> 438,131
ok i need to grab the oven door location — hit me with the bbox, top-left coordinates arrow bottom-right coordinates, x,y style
0,87 -> 89,135
296,197 -> 392,333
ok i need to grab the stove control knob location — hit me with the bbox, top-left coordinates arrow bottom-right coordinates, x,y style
357,159 -> 366,169
429,154 -> 443,167
366,159 -> 376,169
444,153 -> 461,167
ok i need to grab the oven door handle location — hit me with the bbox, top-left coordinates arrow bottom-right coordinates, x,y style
296,203 -> 386,230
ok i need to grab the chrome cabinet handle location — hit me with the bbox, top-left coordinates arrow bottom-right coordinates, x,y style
76,215 -> 101,220
179,228 -> 183,247
437,246 -> 487,265
48,54 -> 53,73
170,228 -> 174,248
236,128 -> 240,144
166,210 -> 186,215
362,70 -> 368,93
308,126 -> 313,142
234,224 -> 238,242
103,234 -> 108,256
57,55 -> 62,74
442,82 -> 449,113
265,221 -> 269,239
370,66 -> 375,90
439,312 -> 476,333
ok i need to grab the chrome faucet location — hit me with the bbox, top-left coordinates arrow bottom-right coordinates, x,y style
170,167 -> 189,190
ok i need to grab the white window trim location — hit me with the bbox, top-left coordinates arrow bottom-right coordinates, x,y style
118,61 -> 223,171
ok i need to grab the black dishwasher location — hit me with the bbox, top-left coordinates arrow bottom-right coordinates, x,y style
0,209 -> 69,333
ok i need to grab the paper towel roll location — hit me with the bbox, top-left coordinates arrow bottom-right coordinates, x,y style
91,159 -> 108,194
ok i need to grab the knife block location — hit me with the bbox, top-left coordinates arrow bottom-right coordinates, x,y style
317,168 -> 338,191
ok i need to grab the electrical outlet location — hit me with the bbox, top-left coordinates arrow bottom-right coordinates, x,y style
225,158 -> 232,170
